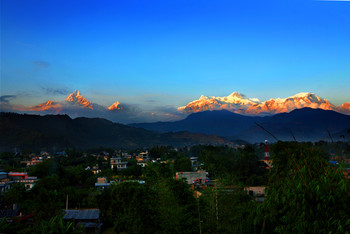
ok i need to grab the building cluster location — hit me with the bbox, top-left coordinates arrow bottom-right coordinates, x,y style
0,171 -> 38,193
19,151 -> 53,167
1,142 -> 349,233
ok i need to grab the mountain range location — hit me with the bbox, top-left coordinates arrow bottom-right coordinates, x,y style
2,90 -> 349,125
178,92 -> 350,115
3,90 -> 149,124
30,90 -> 123,112
1,108 -> 349,151
131,108 -> 350,143
5,90 -> 350,117
0,112 -> 230,152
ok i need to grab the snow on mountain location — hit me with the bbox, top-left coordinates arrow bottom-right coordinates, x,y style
108,101 -> 123,111
178,92 -> 260,114
22,90 -> 126,114
339,102 -> 350,114
29,100 -> 62,112
65,90 -> 93,109
255,92 -> 335,114
178,92 -> 343,115
8,89 -> 349,121
340,102 -> 350,109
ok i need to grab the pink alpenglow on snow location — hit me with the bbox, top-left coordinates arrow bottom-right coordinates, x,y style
108,101 -> 123,111
66,90 -> 94,109
29,100 -> 62,113
178,92 -> 350,115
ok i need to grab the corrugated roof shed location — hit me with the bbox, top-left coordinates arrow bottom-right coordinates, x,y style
63,209 -> 99,220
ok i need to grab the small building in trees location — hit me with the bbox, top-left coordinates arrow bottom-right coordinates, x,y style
95,177 -> 111,190
136,151 -> 149,162
0,172 -> 15,197
244,186 -> 266,202
20,158 -> 43,167
7,172 -> 38,190
110,157 -> 128,170
136,151 -> 150,167
63,209 -> 102,233
190,157 -> 198,171
176,170 -> 207,184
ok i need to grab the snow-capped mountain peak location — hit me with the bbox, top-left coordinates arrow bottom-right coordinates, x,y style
108,101 -> 123,111
219,92 -> 260,104
29,100 -> 62,113
292,92 -> 313,98
178,91 -> 345,115
229,92 -> 244,98
66,90 -> 81,102
65,90 -> 93,109
341,102 -> 350,109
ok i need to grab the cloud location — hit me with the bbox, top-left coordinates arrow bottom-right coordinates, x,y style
149,105 -> 187,121
145,99 -> 157,103
0,95 -> 16,103
152,105 -> 181,113
41,87 -> 71,95
31,60 -> 50,69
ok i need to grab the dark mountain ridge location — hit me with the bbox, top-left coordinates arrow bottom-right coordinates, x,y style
131,108 -> 350,143
131,110 -> 265,136
0,112 -> 230,152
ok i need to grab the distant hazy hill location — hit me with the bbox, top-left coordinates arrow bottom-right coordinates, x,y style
0,113 -> 229,151
236,108 -> 350,142
131,110 -> 263,136
131,108 -> 350,143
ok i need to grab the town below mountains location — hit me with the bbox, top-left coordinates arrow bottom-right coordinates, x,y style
1,93 -> 349,234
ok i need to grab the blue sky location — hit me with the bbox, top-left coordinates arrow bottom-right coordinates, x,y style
1,0 -> 350,112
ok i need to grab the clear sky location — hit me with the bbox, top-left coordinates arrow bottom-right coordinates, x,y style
1,0 -> 350,113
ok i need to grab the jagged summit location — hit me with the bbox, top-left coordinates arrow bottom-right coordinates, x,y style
292,92 -> 313,98
229,92 -> 245,98
65,90 -> 79,100
341,102 -> 350,109
10,89 -> 350,118
108,101 -> 123,111
178,91 -> 348,115
65,90 -> 93,109
15,89 -> 127,114
30,100 -> 62,112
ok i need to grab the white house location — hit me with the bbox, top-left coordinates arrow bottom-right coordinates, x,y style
110,157 -> 128,170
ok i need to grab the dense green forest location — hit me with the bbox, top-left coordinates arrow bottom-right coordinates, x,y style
0,141 -> 349,233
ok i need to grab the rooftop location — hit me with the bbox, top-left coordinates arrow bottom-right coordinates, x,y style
63,209 -> 100,220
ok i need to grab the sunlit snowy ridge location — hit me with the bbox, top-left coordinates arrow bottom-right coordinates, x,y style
178,92 -> 350,115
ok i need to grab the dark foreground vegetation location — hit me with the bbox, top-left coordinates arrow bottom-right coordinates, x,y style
0,141 -> 349,233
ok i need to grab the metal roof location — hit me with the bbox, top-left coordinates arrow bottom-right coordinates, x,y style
95,183 -> 110,187
63,209 -> 99,220
76,222 -> 102,228
0,209 -> 18,218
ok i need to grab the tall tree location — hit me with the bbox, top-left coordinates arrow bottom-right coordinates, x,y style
257,142 -> 350,233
